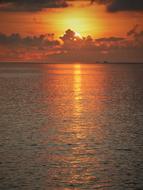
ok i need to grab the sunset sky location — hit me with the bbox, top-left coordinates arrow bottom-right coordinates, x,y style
0,0 -> 143,62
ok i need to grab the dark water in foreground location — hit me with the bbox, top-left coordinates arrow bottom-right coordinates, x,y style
0,63 -> 143,190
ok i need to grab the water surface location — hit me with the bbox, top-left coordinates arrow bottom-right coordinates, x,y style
0,63 -> 143,190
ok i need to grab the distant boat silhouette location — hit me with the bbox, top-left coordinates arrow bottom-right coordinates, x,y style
103,61 -> 108,64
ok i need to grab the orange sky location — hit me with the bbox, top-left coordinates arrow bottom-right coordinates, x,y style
0,1 -> 143,38
0,0 -> 143,62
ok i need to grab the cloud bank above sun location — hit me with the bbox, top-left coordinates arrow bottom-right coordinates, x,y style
0,0 -> 143,12
0,0 -> 68,11
91,0 -> 143,12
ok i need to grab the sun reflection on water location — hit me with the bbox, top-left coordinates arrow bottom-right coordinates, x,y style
73,64 -> 82,116
40,63 -> 109,189
68,64 -> 94,186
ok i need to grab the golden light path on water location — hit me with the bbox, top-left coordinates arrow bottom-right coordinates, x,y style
40,63 -> 112,189
73,64 -> 82,116
66,64 -> 96,188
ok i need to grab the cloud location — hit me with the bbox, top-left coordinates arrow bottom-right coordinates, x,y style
91,0 -> 143,12
59,29 -> 126,50
0,0 -> 68,12
127,24 -> 139,36
0,32 -> 60,46
95,37 -> 125,42
48,28 -> 143,63
1,0 -> 143,12
108,0 -> 143,12
91,0 -> 109,4
60,29 -> 76,41
0,32 -> 61,61
127,25 -> 143,46
0,27 -> 143,62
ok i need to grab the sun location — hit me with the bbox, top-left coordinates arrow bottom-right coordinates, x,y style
51,7 -> 96,37
60,12 -> 92,36
41,0 -> 105,38
75,31 -> 82,39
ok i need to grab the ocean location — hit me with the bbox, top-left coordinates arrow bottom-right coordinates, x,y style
0,63 -> 143,190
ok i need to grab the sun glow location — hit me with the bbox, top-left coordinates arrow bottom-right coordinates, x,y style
75,31 -> 82,39
50,7 -> 100,37
74,64 -> 82,113
62,16 -> 88,35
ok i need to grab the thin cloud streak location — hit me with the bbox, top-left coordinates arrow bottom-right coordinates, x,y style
0,0 -> 143,12
91,0 -> 143,12
0,0 -> 68,11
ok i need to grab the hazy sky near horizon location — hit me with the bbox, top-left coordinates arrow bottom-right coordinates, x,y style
0,0 -> 143,62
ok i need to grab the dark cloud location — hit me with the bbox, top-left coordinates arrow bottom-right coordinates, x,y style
0,0 -> 68,11
108,0 -> 143,12
95,36 -> 125,42
91,0 -> 143,12
0,32 -> 61,61
127,25 -> 143,45
0,27 -> 143,62
1,0 -> 143,12
60,29 -> 84,49
49,28 -> 143,63
91,0 -> 109,4
60,29 -> 76,42
0,33 -> 60,46
127,24 -> 139,36
60,29 -> 126,49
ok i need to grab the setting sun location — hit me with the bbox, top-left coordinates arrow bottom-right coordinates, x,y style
61,14 -> 89,35
1,0 -> 143,190
75,31 -> 82,38
51,7 -> 101,37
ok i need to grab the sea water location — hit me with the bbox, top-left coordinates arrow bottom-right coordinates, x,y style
0,63 -> 143,190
